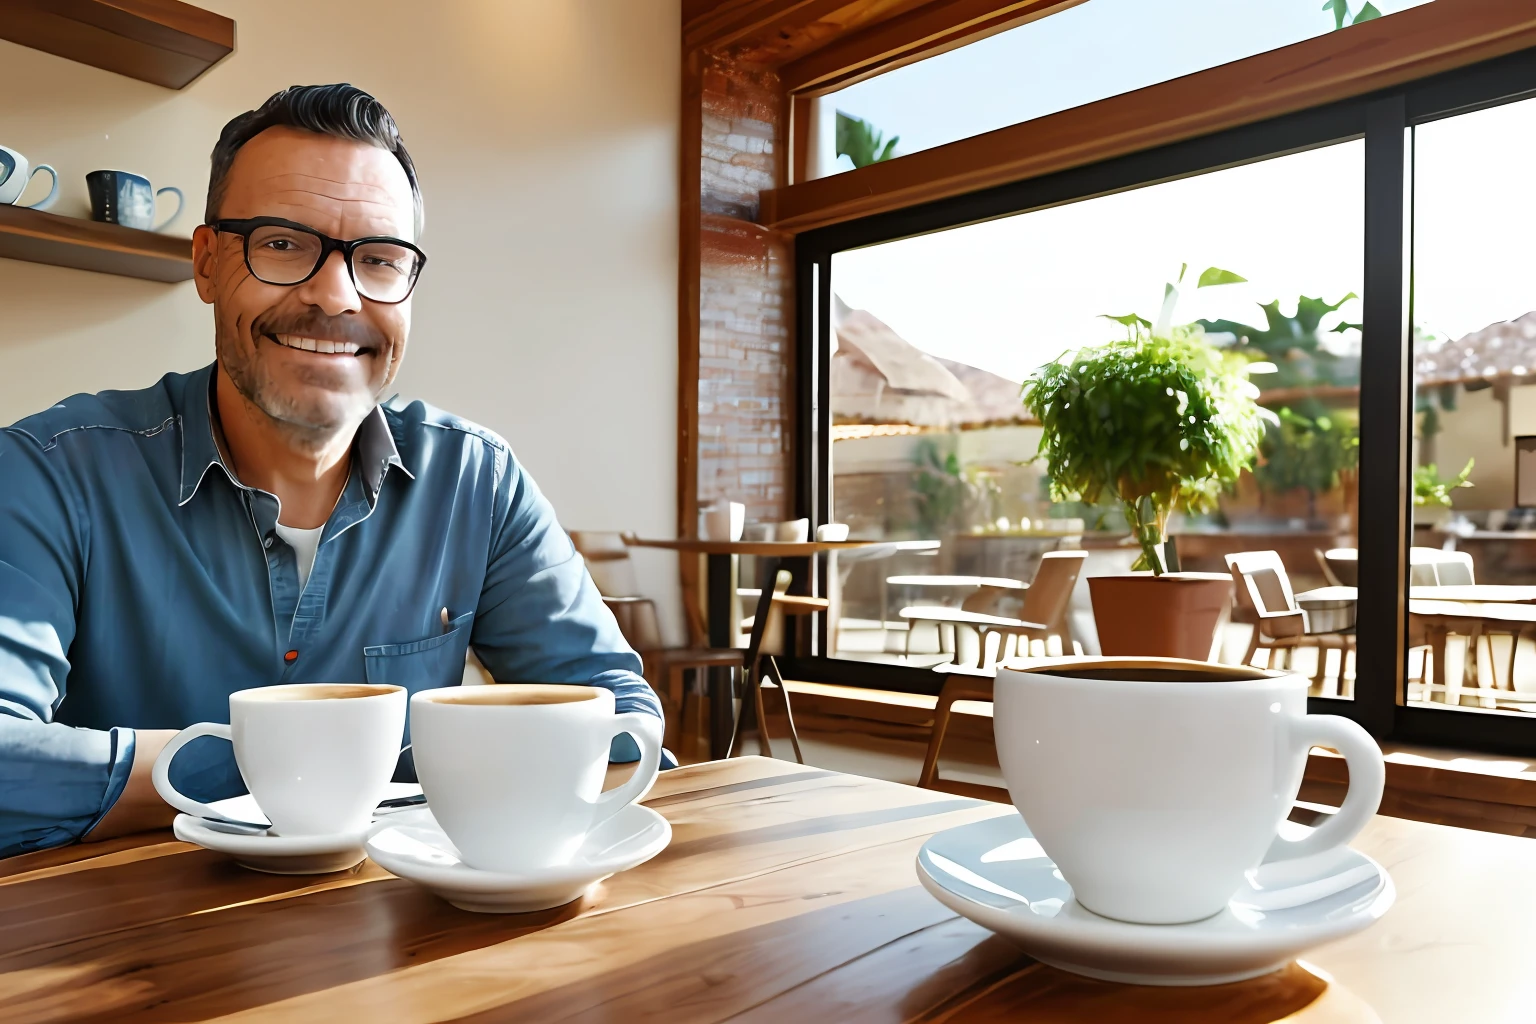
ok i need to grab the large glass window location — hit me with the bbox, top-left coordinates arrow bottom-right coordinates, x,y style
1409,95 -> 1536,715
826,141 -> 1364,698
810,0 -> 1432,178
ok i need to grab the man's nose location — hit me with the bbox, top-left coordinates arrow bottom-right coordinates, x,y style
293,250 -> 361,316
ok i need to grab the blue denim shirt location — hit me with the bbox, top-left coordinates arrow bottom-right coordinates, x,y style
0,364 -> 660,857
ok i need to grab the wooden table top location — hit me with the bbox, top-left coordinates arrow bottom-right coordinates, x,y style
887,574 -> 1027,588
626,537 -> 880,556
3,757 -> 1533,1023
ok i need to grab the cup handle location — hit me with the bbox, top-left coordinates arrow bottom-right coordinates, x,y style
20,165 -> 58,211
151,722 -> 233,820
1269,714 -> 1384,863
591,712 -> 663,829
154,186 -> 184,232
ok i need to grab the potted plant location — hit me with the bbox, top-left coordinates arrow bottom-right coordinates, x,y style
1413,458 -> 1474,527
1021,267 -> 1269,658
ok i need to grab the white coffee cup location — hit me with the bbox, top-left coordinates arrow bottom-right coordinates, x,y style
775,518 -> 810,542
410,684 -> 663,872
994,657 -> 1384,925
153,683 -> 407,836
0,145 -> 59,210
700,501 -> 745,542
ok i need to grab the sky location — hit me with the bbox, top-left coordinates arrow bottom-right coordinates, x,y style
827,0 -> 1536,385
824,0 -> 1434,168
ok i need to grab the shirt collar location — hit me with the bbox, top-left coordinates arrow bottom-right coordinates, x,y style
178,363 -> 414,508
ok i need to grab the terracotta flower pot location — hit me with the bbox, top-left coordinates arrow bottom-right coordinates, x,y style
1088,573 -> 1234,661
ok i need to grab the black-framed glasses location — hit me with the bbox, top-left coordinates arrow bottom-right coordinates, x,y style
209,217 -> 427,304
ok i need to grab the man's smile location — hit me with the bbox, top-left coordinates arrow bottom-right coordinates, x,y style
264,332 -> 372,357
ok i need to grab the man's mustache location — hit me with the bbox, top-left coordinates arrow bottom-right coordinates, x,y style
252,309 -> 387,352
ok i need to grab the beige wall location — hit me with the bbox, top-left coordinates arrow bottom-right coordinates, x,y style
0,0 -> 685,641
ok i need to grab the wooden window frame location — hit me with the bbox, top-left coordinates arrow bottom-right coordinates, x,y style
788,44 -> 1536,756
766,0 -> 1536,231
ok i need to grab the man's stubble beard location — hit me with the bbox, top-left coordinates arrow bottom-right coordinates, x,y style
215,311 -> 390,446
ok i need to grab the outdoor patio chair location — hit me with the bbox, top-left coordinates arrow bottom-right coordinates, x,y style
900,551 -> 1086,668
1226,550 -> 1354,687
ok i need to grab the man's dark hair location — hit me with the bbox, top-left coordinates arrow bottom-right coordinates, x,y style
206,83 -> 423,235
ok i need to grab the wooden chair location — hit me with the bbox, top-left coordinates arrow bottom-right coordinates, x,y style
901,552 -> 1087,668
917,672 -> 1007,798
914,552 -> 1089,796
728,569 -> 815,763
572,531 -> 741,752
969,551 -> 1087,665
1226,550 -> 1354,686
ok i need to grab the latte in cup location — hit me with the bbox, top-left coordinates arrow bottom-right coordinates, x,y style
994,658 -> 1384,925
153,683 -> 407,836
409,684 -> 663,873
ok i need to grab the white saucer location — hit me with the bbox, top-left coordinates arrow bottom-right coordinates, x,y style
365,803 -> 671,913
916,812 -> 1394,986
172,783 -> 422,876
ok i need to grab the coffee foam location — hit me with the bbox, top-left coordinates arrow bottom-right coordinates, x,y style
418,684 -> 599,707
242,683 -> 399,702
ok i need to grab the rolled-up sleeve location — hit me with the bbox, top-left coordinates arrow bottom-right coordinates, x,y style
468,444 -> 661,761
0,429 -> 134,857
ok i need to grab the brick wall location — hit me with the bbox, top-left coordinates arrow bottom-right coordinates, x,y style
695,51 -> 793,526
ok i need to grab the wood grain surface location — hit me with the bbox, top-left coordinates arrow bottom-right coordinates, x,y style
0,0 -> 235,89
1,757 -> 1532,1022
0,205 -> 193,282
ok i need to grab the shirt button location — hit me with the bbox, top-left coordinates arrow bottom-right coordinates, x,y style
284,650 -> 299,663
264,535 -> 275,549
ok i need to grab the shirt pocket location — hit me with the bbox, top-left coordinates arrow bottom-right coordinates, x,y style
363,610 -> 476,693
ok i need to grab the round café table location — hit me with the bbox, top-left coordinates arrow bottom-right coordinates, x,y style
624,537 -> 882,756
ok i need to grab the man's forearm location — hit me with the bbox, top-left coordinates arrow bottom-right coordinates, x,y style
83,729 -> 178,841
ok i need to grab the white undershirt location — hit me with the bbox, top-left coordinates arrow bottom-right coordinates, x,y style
274,522 -> 325,591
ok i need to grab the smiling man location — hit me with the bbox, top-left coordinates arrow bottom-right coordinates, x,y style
0,84 -> 662,856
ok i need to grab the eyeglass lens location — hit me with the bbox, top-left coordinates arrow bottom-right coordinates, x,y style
246,224 -> 420,302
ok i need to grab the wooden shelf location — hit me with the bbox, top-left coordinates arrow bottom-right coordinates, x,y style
0,0 -> 234,89
0,204 -> 191,282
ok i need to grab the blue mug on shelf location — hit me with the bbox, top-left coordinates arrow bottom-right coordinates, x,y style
0,145 -> 59,210
86,169 -> 184,232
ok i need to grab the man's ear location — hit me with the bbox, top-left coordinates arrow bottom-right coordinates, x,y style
191,225 -> 220,304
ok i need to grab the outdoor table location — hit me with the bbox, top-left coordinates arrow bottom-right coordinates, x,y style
1410,584 -> 1536,603
625,538 -> 880,755
4,757 -> 1531,1022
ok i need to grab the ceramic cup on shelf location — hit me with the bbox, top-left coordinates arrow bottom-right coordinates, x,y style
700,501 -> 745,542
86,169 -> 184,231
152,683 -> 407,836
410,684 -> 662,872
994,657 -> 1385,926
774,518 -> 810,542
815,523 -> 850,542
0,145 -> 59,210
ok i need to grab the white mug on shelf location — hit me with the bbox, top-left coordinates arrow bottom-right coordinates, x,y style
815,523 -> 849,542
152,683 -> 407,836
409,684 -> 662,872
774,518 -> 810,542
700,501 -> 745,542
0,145 -> 59,210
994,658 -> 1384,925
